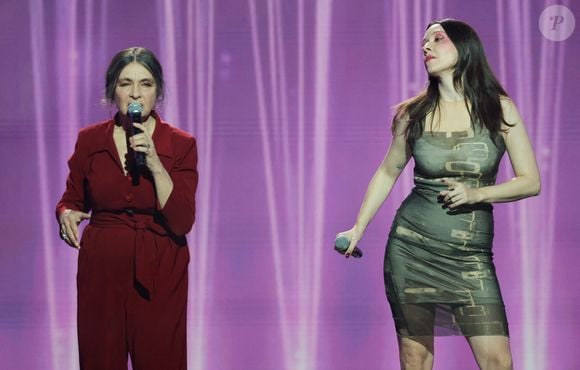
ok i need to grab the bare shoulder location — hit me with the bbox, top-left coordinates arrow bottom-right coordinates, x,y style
499,96 -> 523,128
392,110 -> 411,137
497,96 -> 535,155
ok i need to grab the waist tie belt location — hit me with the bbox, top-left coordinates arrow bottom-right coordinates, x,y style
90,210 -> 167,298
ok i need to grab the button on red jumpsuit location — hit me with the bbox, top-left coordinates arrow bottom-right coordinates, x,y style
56,112 -> 197,370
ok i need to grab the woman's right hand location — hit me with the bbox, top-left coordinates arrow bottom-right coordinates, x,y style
337,225 -> 364,258
59,209 -> 91,249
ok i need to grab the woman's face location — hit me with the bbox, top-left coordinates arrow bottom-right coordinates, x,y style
114,62 -> 158,118
422,24 -> 458,77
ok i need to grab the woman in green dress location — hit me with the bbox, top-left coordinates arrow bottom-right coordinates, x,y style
338,19 -> 540,370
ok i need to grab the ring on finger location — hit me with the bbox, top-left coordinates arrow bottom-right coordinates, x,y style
60,230 -> 69,241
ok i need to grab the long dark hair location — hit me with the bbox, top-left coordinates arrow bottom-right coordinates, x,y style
104,47 -> 165,103
393,19 -> 511,146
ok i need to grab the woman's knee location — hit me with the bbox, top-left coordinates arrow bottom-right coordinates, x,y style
399,337 -> 433,369
481,351 -> 513,370
468,336 -> 513,370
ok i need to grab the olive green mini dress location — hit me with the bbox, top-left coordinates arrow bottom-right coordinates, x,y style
384,126 -> 509,337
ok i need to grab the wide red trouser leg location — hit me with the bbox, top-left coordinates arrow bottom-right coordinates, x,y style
127,237 -> 189,370
77,227 -> 133,370
77,227 -> 189,370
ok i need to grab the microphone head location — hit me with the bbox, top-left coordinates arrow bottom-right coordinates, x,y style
334,235 -> 350,251
334,234 -> 363,258
127,102 -> 143,118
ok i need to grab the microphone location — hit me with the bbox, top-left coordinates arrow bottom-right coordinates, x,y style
127,102 -> 146,167
334,235 -> 363,258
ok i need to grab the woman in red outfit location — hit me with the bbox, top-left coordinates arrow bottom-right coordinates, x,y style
56,47 -> 197,370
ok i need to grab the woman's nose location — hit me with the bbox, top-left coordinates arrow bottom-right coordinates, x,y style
130,85 -> 141,98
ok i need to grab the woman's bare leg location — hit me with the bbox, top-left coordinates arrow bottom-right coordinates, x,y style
398,336 -> 434,370
466,335 -> 513,370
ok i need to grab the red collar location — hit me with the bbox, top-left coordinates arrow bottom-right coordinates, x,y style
84,111 -> 175,160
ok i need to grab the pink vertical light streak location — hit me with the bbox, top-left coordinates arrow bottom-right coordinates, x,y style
306,2 -> 333,368
248,1 -> 292,368
188,1 -> 216,369
296,0 -> 306,324
158,0 -> 180,125
29,1 -> 59,369
534,2 -> 567,365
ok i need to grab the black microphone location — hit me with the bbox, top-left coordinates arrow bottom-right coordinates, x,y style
334,235 -> 363,258
127,102 -> 146,167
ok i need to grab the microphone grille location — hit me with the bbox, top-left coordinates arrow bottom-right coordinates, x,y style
127,102 -> 143,116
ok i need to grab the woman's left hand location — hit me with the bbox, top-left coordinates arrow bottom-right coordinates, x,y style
129,122 -> 164,174
439,178 -> 483,209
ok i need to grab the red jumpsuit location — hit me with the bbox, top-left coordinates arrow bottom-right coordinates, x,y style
56,112 -> 197,370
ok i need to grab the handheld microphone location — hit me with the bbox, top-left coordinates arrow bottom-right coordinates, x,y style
127,102 -> 146,167
334,235 -> 363,258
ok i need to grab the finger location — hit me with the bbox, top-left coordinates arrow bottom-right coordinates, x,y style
345,238 -> 359,258
66,213 -> 81,245
449,195 -> 465,209
129,135 -> 145,147
450,192 -> 461,201
59,224 -> 70,244
63,216 -> 73,234
443,178 -> 458,185
64,235 -> 76,248
70,226 -> 80,249
132,144 -> 148,153
132,141 -> 153,153
63,221 -> 75,246
439,190 -> 450,197
69,222 -> 80,248
61,233 -> 73,247
442,178 -> 459,189
444,191 -> 455,203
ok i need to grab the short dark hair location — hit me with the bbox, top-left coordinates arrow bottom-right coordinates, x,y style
104,47 -> 164,103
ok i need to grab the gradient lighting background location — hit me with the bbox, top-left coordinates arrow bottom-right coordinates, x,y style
0,0 -> 578,369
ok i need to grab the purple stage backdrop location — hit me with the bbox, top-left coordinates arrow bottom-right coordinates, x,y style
1,0 -> 579,369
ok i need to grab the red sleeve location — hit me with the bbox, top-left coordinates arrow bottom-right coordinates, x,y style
55,132 -> 89,221
158,136 -> 198,236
